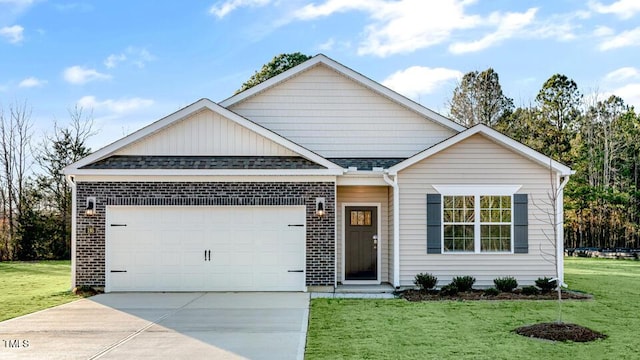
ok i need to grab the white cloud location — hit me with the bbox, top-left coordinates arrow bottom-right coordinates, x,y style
593,25 -> 614,37
63,66 -> 111,84
449,8 -> 537,54
127,47 -> 155,68
209,0 -> 271,18
598,27 -> 640,50
104,53 -> 126,69
293,1 -> 575,57
604,67 -> 640,82
0,25 -> 23,43
610,83 -> 640,109
295,0 -> 482,57
104,47 -> 155,69
317,38 -> 335,51
382,66 -> 462,99
77,96 -> 154,114
18,76 -> 46,88
589,0 -> 640,19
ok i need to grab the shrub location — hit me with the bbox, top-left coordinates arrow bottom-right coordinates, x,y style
522,286 -> 540,295
494,276 -> 518,292
451,276 -> 475,292
535,277 -> 557,292
440,283 -> 459,296
414,273 -> 438,291
483,287 -> 500,296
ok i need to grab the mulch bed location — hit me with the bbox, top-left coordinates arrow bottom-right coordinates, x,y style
514,322 -> 607,342
400,289 -> 592,302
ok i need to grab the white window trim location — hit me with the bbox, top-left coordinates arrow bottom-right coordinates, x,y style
433,184 -> 521,196
436,185 -> 521,255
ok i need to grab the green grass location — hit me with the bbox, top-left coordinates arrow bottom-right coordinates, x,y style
306,258 -> 640,359
0,260 -> 79,322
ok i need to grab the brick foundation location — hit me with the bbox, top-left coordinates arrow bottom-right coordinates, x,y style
75,181 -> 335,288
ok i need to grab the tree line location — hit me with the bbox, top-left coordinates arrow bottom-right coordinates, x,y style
0,103 -> 92,261
449,69 -> 640,249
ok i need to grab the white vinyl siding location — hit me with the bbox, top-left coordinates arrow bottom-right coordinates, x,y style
116,109 -> 296,156
398,134 -> 557,287
337,186 -> 391,283
229,64 -> 455,158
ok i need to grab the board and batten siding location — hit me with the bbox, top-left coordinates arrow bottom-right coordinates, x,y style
337,186 -> 392,283
229,64 -> 456,158
116,109 -> 296,156
398,134 -> 558,287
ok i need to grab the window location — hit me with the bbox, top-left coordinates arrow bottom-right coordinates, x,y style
442,195 -> 512,253
350,210 -> 372,226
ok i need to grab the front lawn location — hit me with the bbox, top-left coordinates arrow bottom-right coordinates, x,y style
306,258 -> 640,359
0,260 -> 78,322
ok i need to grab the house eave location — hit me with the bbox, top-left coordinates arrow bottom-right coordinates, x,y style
64,168 -> 345,177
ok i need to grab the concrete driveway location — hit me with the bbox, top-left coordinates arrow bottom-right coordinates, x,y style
0,292 -> 309,360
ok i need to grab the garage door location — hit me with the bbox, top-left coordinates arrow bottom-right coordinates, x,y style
106,206 -> 306,292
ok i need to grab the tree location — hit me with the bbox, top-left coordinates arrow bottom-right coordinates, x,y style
236,52 -> 311,93
536,74 -> 582,132
36,106 -> 94,259
535,74 -> 582,164
449,68 -> 513,127
0,100 -> 33,260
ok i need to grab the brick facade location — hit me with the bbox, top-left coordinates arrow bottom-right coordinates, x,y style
75,181 -> 335,288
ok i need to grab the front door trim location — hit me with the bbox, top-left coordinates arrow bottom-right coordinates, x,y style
341,202 -> 382,284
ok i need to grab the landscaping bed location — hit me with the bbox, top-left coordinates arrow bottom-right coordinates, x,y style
400,288 -> 592,301
514,322 -> 607,342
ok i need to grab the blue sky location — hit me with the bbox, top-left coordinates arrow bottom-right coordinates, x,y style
1,0 -> 639,150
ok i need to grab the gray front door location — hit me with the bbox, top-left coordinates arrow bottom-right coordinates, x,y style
345,206 -> 377,280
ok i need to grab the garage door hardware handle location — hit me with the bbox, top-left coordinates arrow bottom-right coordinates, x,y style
110,224 -> 127,227
204,250 -> 211,261
110,270 -> 127,273
287,270 -> 304,273
288,224 -> 304,227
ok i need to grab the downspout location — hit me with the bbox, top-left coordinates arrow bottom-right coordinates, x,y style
65,174 -> 77,290
334,179 -> 338,290
383,173 -> 400,288
556,174 -> 570,287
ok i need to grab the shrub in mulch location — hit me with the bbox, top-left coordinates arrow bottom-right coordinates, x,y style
400,288 -> 592,302
514,322 -> 607,342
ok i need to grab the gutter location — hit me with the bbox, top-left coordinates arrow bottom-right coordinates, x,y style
383,173 -> 400,288
65,175 -> 77,290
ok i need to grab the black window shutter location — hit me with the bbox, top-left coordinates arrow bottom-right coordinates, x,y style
426,194 -> 442,254
513,194 -> 528,253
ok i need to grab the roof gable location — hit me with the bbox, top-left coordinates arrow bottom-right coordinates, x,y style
64,98 -> 342,174
222,56 -> 461,158
388,124 -> 573,176
220,54 -> 465,133
114,107 -> 296,157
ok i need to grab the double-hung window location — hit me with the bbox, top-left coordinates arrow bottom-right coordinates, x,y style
432,185 -> 523,254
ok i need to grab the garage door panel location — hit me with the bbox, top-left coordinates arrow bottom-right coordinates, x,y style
107,206 -> 306,292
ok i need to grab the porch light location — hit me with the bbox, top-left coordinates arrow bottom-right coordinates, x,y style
315,197 -> 326,217
85,197 -> 96,216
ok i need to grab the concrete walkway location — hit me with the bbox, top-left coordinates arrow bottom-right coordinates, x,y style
0,292 -> 309,360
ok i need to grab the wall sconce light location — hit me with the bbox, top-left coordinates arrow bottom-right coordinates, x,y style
315,197 -> 326,217
85,197 -> 96,216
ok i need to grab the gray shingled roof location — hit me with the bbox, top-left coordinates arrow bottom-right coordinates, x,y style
80,156 -> 326,170
328,158 -> 406,170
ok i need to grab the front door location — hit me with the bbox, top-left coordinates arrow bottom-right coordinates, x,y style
345,206 -> 378,281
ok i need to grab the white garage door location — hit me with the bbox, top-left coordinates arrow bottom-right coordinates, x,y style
106,206 -> 306,292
